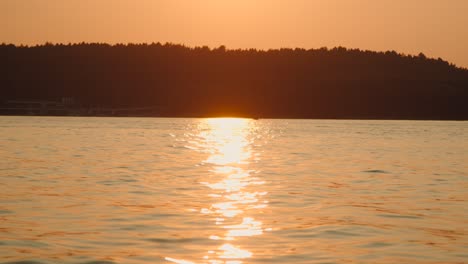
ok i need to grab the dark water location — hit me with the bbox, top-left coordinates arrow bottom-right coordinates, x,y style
0,116 -> 467,263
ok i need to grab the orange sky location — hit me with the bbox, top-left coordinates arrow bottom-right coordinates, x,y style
2,0 -> 468,67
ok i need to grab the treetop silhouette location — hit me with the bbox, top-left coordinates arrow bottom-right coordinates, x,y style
1,43 -> 467,119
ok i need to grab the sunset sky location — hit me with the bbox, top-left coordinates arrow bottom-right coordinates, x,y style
2,0 -> 468,67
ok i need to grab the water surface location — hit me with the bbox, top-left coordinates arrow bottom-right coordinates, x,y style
0,117 -> 467,263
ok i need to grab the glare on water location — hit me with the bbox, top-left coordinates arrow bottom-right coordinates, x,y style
0,116 -> 467,264
168,118 -> 267,263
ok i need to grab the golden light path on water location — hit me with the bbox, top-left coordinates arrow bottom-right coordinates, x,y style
166,118 -> 269,264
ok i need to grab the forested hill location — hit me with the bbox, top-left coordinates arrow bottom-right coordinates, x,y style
1,43 -> 467,119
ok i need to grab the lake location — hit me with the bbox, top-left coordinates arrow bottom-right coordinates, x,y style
0,116 -> 467,264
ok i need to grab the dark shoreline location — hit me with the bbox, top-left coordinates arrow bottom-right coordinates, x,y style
1,114 -> 466,121
2,43 -> 467,120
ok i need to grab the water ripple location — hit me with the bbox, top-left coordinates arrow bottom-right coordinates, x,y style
0,117 -> 467,264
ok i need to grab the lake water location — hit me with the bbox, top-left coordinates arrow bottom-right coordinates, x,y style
0,116 -> 467,264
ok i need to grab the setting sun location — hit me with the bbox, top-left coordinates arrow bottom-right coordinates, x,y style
1,1 -> 467,264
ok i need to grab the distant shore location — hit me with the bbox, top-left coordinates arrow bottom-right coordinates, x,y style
1,113 -> 466,121
2,43 -> 467,120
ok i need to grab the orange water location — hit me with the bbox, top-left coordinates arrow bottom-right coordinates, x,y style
0,117 -> 467,263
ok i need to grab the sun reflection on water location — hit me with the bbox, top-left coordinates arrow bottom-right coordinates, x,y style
203,118 -> 252,166
167,118 -> 268,263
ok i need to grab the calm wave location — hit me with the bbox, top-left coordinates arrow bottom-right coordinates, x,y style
0,116 -> 467,263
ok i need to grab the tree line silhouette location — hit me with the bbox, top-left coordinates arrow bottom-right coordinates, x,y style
1,42 -> 467,119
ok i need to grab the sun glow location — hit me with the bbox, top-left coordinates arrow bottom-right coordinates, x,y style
167,118 -> 269,263
203,118 -> 252,166
202,118 -> 267,262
